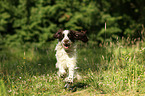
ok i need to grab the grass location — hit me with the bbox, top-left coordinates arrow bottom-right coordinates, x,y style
0,38 -> 145,95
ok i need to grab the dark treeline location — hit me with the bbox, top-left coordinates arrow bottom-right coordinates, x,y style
0,0 -> 145,47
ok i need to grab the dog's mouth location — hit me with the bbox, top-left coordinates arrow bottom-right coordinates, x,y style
63,43 -> 70,49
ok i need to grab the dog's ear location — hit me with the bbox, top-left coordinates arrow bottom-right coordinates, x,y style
53,29 -> 63,40
73,30 -> 88,43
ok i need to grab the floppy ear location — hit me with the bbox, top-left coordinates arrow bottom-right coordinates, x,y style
53,29 -> 63,40
74,30 -> 88,43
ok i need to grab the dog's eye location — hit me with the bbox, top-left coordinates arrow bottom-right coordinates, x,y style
68,34 -> 70,37
62,34 -> 64,37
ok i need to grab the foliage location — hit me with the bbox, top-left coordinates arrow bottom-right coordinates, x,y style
0,0 -> 145,47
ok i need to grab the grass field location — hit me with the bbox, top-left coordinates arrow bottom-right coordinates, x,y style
0,38 -> 145,95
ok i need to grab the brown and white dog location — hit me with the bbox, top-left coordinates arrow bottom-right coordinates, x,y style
53,29 -> 88,83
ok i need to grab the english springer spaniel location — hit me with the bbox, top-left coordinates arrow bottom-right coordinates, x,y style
54,29 -> 88,84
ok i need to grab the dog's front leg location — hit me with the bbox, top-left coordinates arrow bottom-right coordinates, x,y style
64,67 -> 77,91
68,67 -> 74,83
64,67 -> 74,83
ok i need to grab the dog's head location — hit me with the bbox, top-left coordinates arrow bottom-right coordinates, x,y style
54,29 -> 88,49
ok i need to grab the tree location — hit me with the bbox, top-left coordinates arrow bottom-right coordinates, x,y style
0,0 -> 145,47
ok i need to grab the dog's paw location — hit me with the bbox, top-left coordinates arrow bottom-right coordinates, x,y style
64,77 -> 73,83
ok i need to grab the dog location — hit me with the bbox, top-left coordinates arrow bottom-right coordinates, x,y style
53,29 -> 88,84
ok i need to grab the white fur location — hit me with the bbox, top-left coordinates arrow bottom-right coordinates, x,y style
55,30 -> 80,83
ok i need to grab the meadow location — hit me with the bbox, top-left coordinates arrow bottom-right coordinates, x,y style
0,37 -> 145,96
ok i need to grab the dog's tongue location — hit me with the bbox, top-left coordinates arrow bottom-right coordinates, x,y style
64,46 -> 69,49
64,44 -> 70,49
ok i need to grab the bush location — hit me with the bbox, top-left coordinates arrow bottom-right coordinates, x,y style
0,0 -> 145,47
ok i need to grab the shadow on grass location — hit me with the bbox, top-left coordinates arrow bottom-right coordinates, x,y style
65,82 -> 89,92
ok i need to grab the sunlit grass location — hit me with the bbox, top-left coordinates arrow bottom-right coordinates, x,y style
0,38 -> 145,95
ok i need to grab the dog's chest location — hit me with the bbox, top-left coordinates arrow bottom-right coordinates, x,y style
55,43 -> 76,68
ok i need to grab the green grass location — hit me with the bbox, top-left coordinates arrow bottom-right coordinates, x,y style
0,39 -> 145,95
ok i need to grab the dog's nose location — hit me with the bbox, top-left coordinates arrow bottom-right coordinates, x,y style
64,39 -> 69,43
